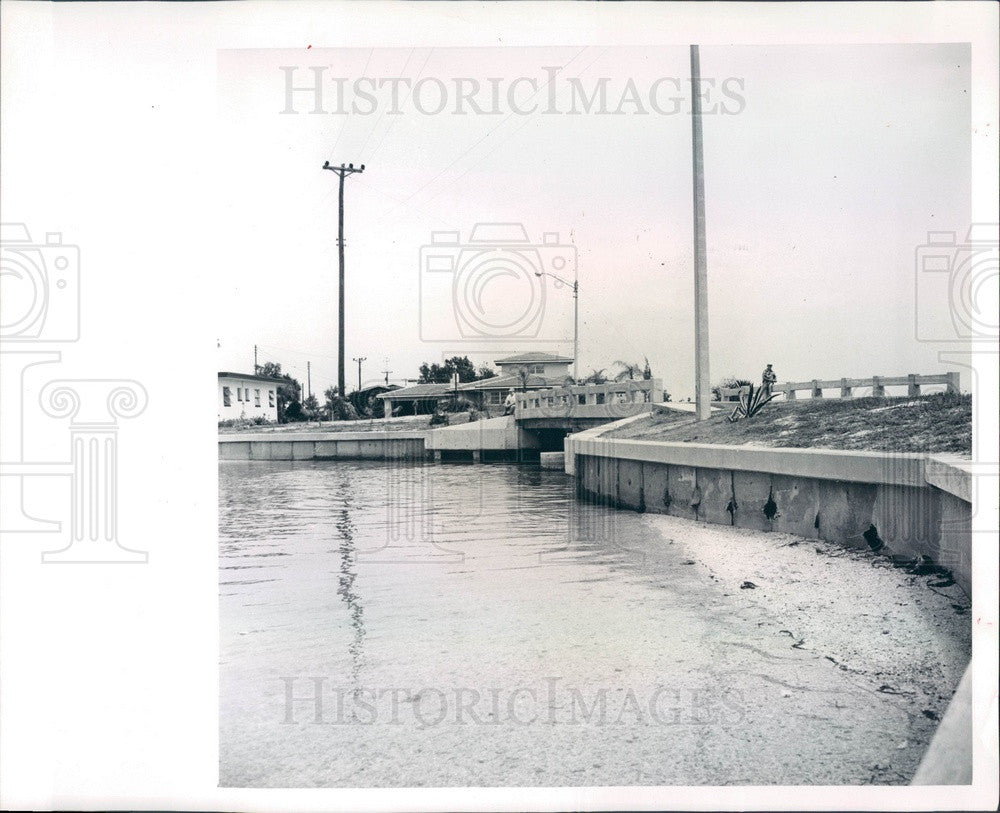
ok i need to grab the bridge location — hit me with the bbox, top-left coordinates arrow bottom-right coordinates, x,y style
423,379 -> 664,462
514,379 -> 663,430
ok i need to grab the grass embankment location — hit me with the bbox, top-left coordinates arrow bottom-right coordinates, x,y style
604,393 -> 971,456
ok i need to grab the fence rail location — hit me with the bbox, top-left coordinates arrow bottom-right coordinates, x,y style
718,372 -> 958,401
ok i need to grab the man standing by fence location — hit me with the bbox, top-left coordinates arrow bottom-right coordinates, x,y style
762,364 -> 777,398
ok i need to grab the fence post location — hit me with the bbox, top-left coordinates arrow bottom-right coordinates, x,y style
945,371 -> 960,394
811,379 -> 823,398
840,378 -> 852,398
908,374 -> 920,398
872,376 -> 885,397
786,387 -> 796,401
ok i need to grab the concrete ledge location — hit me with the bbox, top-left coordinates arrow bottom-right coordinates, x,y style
219,431 -> 429,443
926,455 -> 974,503
568,436 -> 928,488
425,416 -> 539,452
564,414 -> 650,476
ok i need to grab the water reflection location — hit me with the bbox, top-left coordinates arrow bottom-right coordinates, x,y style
332,473 -> 365,693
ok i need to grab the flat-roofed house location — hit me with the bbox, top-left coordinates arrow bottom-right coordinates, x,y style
218,371 -> 281,423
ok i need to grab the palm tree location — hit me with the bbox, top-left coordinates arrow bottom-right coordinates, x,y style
614,360 -> 642,381
516,367 -> 531,392
585,368 -> 608,384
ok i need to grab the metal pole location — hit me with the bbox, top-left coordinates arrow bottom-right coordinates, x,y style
254,344 -> 258,375
337,170 -> 346,397
690,44 -> 711,421
307,361 -> 311,399
573,281 -> 579,383
353,356 -> 366,393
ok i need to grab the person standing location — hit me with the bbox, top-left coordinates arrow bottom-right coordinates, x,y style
761,364 -> 777,398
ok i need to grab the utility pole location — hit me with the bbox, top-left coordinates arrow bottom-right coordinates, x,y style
254,344 -> 258,375
352,356 -> 366,394
382,358 -> 392,387
307,361 -> 311,399
690,44 -> 711,421
322,160 -> 366,397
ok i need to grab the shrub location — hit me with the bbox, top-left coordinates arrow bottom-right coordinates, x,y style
328,396 -> 360,422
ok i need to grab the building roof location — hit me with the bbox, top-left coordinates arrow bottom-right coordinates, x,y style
218,371 -> 285,385
494,351 -> 574,365
376,383 -> 451,399
457,373 -> 572,391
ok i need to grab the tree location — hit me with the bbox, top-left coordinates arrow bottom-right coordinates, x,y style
258,361 -> 302,423
418,356 -> 490,384
324,385 -> 359,421
585,368 -> 608,384
614,360 -> 643,381
642,356 -> 652,380
476,364 -> 497,380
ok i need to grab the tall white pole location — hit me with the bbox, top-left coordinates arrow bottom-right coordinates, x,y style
690,44 -> 711,421
573,281 -> 579,383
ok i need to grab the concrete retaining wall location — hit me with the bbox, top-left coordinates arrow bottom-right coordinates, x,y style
424,415 -> 539,452
566,431 -> 973,597
218,431 -> 429,461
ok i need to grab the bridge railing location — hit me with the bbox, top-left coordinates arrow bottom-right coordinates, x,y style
770,372 -> 959,400
515,379 -> 663,421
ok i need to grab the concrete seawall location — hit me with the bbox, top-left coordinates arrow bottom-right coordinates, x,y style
218,431 -> 429,461
565,427 -> 974,597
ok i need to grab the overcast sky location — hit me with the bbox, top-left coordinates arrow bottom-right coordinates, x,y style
212,42 -> 973,398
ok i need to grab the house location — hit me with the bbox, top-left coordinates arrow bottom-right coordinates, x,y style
376,382 -> 453,417
455,351 -> 575,411
218,371 -> 281,423
377,352 -> 577,416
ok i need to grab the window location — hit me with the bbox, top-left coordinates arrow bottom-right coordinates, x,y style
489,391 -> 502,405
529,364 -> 544,374
223,386 -> 231,407
254,389 -> 261,407
236,387 -> 242,402
245,388 -> 250,401
268,390 -> 275,407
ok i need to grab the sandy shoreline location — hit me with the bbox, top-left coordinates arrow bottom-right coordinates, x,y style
642,512 -> 971,783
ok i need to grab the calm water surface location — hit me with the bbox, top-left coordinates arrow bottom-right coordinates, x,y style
219,459 -> 955,787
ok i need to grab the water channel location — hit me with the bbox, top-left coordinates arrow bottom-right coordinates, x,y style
220,459 -> 969,787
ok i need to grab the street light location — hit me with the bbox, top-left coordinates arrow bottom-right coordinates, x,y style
534,270 -> 579,383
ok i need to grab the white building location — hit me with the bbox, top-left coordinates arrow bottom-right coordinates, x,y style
218,371 -> 280,423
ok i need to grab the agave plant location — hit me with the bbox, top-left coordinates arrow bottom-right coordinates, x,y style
728,382 -> 777,422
